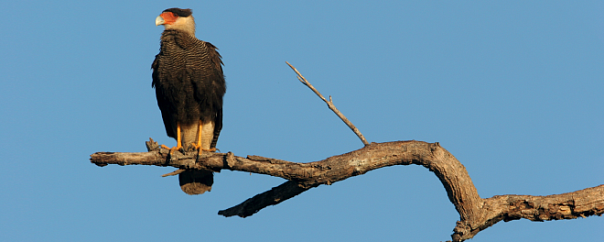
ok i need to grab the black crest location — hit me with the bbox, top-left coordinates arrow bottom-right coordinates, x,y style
162,8 -> 193,17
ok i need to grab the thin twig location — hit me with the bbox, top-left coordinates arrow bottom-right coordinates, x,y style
161,168 -> 185,177
286,61 -> 369,146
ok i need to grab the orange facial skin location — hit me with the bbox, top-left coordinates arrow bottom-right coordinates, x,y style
159,12 -> 178,25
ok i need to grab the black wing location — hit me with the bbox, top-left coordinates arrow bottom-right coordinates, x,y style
201,41 -> 225,149
152,32 -> 186,139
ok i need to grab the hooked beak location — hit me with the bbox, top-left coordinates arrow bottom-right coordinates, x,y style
155,16 -> 165,26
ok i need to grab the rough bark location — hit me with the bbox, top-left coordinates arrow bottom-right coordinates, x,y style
90,139 -> 603,241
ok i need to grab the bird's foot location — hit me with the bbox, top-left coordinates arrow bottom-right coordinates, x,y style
190,143 -> 216,155
198,148 -> 216,156
170,145 -> 183,155
160,144 -> 183,155
191,143 -> 202,151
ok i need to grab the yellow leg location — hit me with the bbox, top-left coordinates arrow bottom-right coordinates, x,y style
163,122 -> 183,154
192,120 -> 216,153
196,120 -> 203,150
191,120 -> 202,153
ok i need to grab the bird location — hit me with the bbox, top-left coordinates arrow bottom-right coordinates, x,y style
152,8 -> 226,195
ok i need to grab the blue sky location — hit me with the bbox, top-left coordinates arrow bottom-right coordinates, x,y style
1,1 -> 603,241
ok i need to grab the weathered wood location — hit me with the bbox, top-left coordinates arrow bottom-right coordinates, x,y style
218,180 -> 311,218
90,139 -> 603,242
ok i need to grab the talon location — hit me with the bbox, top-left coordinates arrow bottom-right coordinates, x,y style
169,145 -> 183,155
195,147 -> 216,155
160,144 -> 182,154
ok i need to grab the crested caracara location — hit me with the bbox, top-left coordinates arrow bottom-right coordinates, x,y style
152,8 -> 226,195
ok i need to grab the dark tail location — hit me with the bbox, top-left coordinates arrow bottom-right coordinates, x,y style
179,169 -> 213,195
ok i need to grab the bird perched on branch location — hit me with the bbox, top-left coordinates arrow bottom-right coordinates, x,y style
152,8 -> 226,195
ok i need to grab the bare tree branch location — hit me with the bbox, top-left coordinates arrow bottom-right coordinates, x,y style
286,61 -> 369,146
218,180 -> 311,218
90,139 -> 603,241
91,63 -> 602,241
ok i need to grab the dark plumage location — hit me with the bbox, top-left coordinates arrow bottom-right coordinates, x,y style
152,29 -> 225,147
152,8 -> 226,195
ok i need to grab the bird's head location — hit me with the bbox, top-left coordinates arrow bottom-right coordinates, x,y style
155,8 -> 195,36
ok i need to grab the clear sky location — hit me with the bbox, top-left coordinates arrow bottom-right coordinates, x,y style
1,1 -> 603,241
